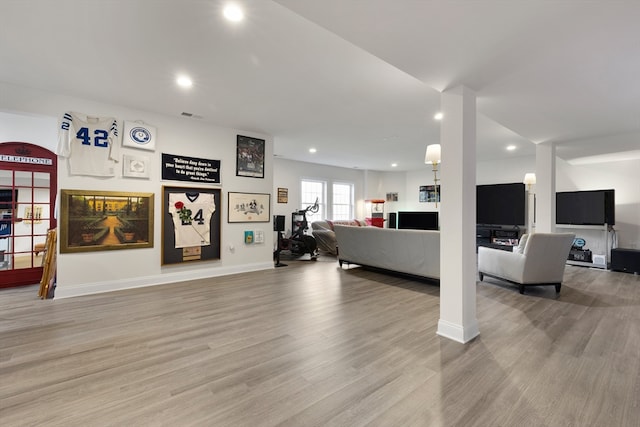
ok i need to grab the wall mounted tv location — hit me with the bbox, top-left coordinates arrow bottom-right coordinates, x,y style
397,211 -> 439,230
556,189 -> 615,225
0,189 -> 17,210
476,183 -> 525,226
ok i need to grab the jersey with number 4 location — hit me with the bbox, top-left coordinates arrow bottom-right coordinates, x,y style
57,112 -> 119,177
168,192 -> 216,248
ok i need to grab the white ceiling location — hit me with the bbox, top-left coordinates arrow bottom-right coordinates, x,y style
1,1 -> 639,172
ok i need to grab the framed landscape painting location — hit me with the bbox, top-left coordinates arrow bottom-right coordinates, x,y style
60,189 -> 154,253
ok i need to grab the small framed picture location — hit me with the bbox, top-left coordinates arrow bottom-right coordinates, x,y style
277,187 -> 288,203
122,121 -> 156,151
123,154 -> 150,179
236,135 -> 265,178
419,185 -> 440,203
228,192 -> 270,223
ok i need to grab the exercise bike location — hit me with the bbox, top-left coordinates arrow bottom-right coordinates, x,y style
274,199 -> 319,265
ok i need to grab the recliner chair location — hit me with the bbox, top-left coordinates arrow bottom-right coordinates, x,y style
478,232 -> 575,294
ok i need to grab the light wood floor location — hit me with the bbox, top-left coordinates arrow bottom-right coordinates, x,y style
1,255 -> 639,426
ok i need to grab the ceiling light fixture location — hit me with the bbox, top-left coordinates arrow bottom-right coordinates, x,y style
176,75 -> 193,88
309,148 -> 317,153
223,4 -> 244,22
391,163 -> 398,167
506,145 -> 517,151
434,112 -> 443,120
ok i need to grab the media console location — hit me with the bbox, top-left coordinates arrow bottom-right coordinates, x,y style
476,225 -> 524,252
556,223 -> 610,269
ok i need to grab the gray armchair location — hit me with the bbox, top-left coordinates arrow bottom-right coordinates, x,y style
478,232 -> 575,294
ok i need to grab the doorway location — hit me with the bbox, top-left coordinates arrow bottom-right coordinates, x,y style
0,142 -> 57,288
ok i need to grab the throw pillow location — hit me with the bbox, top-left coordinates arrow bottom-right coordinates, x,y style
513,234 -> 528,254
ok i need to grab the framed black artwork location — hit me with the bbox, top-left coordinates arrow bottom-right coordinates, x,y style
236,135 -> 265,178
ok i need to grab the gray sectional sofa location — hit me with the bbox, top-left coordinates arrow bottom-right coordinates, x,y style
311,219 -> 367,255
333,224 -> 440,281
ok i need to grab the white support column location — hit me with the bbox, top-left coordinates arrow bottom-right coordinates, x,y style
535,142 -> 556,233
437,86 -> 479,344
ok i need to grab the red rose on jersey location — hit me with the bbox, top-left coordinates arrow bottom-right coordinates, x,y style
174,201 -> 192,223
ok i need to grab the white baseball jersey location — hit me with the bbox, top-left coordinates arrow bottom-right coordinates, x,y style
168,192 -> 216,248
57,112 -> 119,177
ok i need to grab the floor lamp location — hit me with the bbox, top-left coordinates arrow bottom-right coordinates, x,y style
523,173 -> 536,234
425,144 -> 441,208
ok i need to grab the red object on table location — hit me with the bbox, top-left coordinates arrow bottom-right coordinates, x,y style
365,217 -> 385,228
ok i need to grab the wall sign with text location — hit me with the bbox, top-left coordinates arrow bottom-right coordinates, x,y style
162,153 -> 221,184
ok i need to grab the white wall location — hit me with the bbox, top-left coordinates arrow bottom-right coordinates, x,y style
557,157 -> 640,250
4,77 -> 635,295
476,156 -> 536,185
405,169 -> 441,212
1,82 -> 274,298
0,111 -> 58,151
374,171 -> 405,218
368,170 -> 441,226
477,154 -> 640,251
273,157 -> 367,229
272,161 -> 447,230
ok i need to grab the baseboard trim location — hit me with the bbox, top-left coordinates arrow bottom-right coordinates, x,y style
437,318 -> 480,344
54,262 -> 274,299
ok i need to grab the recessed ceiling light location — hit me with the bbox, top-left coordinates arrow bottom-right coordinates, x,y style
391,163 -> 398,167
176,75 -> 193,88
223,4 -> 244,22
506,145 -> 517,151
434,112 -> 444,120
309,148 -> 317,153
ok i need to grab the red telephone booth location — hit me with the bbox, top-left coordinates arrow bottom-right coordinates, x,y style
0,142 -> 57,288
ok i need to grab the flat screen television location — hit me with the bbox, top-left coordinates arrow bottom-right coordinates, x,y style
556,189 -> 615,225
0,189 -> 17,210
397,211 -> 439,230
476,183 -> 525,226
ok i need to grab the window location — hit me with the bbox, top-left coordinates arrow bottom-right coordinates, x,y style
300,179 -> 355,222
301,179 -> 325,224
332,183 -> 354,220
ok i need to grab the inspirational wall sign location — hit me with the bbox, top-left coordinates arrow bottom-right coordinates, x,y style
162,153 -> 221,184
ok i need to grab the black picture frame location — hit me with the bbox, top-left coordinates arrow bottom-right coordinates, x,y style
162,186 -> 221,265
419,185 -> 440,203
236,135 -> 265,178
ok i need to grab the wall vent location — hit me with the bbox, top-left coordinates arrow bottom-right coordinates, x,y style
180,112 -> 203,119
